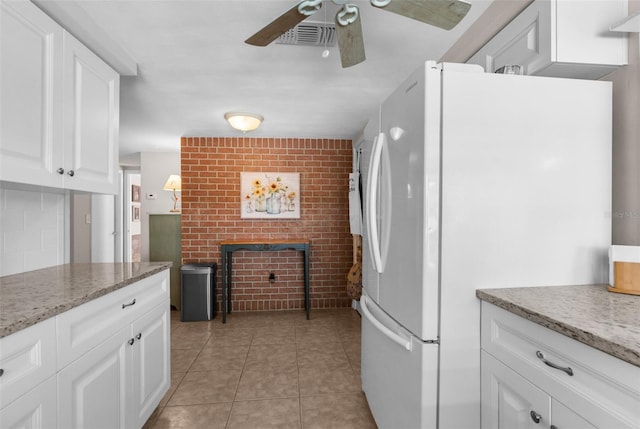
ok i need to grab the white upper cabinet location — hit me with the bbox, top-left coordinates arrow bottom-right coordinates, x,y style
62,32 -> 119,194
0,1 -> 64,188
467,0 -> 628,79
0,0 -> 119,194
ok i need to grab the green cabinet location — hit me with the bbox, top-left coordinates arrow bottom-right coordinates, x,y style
149,214 -> 181,309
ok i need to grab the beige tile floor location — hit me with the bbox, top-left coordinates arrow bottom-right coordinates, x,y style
145,308 -> 377,429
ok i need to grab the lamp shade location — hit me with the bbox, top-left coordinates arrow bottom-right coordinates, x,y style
224,112 -> 263,132
163,174 -> 181,191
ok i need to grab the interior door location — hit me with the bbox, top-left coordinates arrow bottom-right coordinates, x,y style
91,194 -> 116,263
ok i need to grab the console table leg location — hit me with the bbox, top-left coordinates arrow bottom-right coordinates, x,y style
304,248 -> 310,320
221,251 -> 227,323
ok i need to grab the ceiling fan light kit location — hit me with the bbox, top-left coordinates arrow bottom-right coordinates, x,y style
224,112 -> 264,132
245,0 -> 472,68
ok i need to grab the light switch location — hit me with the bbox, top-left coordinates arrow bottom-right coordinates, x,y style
146,193 -> 157,200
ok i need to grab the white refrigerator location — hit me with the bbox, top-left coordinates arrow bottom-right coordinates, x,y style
358,61 -> 611,429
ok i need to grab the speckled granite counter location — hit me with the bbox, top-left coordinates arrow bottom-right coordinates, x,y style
0,262 -> 172,338
476,285 -> 640,367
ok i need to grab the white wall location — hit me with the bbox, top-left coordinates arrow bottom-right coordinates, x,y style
140,152 -> 180,261
0,187 -> 66,276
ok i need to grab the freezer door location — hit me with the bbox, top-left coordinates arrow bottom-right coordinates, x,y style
361,294 -> 438,429
375,63 -> 441,339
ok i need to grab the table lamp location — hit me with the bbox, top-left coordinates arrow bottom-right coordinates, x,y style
163,174 -> 181,212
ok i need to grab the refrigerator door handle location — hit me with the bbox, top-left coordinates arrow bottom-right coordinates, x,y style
361,295 -> 413,351
366,132 -> 386,274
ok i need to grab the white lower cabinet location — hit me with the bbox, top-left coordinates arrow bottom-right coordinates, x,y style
0,376 -> 57,429
57,325 -> 132,429
481,302 -> 640,429
57,300 -> 169,429
132,302 -> 171,428
482,350 -> 550,428
0,270 -> 170,429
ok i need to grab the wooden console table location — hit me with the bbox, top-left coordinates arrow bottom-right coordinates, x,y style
220,239 -> 310,323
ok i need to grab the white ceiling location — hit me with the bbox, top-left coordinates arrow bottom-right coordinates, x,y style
35,0 -> 493,162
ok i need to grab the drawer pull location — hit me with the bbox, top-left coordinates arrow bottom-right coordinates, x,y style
122,298 -> 136,309
0,368 -> 4,377
550,426 -> 558,429
128,338 -> 135,346
536,350 -> 574,376
136,333 -> 142,340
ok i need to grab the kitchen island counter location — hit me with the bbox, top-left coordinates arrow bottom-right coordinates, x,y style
477,284 -> 640,367
0,262 -> 171,338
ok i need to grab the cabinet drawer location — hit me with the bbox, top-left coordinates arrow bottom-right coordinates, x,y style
0,318 -> 57,409
57,271 -> 169,369
481,302 -> 640,428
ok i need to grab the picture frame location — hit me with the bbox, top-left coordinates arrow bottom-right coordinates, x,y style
240,172 -> 300,219
131,185 -> 141,202
132,206 -> 140,221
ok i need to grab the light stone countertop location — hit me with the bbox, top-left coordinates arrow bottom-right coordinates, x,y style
476,285 -> 640,367
0,262 -> 172,338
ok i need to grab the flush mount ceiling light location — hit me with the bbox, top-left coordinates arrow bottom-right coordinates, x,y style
224,112 -> 264,132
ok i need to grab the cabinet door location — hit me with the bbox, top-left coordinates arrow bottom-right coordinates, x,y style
481,351 -> 551,429
131,302 -> 170,428
467,0 -> 552,75
0,0 -> 63,187
551,399 -> 596,429
57,326 -> 133,429
62,31 -> 119,194
0,376 -> 57,429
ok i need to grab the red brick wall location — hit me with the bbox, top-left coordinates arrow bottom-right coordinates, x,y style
180,137 -> 354,312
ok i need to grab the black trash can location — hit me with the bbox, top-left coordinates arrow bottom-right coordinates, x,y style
180,263 -> 217,321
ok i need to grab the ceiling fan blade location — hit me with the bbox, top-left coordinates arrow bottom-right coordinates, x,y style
245,2 -> 320,46
335,7 -> 365,68
375,0 -> 471,30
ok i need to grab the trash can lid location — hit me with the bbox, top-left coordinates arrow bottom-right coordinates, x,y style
181,263 -> 216,272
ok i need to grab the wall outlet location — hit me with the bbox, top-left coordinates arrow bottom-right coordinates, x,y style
146,193 -> 157,200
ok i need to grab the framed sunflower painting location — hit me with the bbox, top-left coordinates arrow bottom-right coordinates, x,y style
240,172 -> 300,219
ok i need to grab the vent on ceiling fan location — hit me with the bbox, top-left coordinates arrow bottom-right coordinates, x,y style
276,22 -> 336,46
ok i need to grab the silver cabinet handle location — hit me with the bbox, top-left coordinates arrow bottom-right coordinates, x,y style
128,338 -> 135,346
67,170 -> 75,177
530,410 -> 542,424
57,168 -> 65,175
136,333 -> 142,340
536,350 -> 574,376
122,298 -> 136,309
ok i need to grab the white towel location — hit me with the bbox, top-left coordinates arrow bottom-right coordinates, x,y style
349,173 -> 362,235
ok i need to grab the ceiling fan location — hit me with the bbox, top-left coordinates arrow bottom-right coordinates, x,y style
245,0 -> 472,68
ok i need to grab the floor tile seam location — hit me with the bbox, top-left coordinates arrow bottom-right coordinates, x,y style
160,401 -> 233,410
183,340 -> 212,375
232,339 -> 261,405
296,340 -> 304,429
159,371 -> 187,412
233,392 -> 300,402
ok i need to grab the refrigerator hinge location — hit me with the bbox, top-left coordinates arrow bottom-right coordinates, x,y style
424,338 -> 440,345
